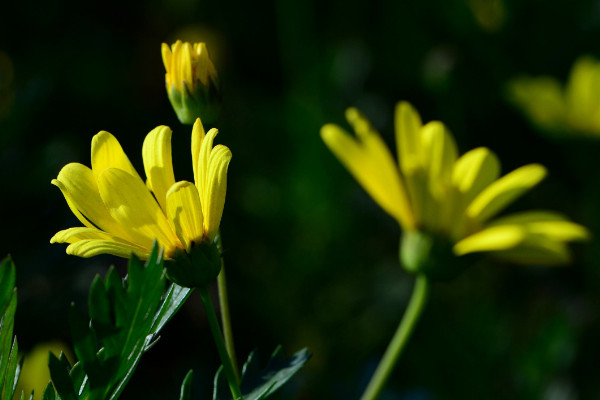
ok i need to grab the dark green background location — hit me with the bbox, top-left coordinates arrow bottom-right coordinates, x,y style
1,0 -> 599,398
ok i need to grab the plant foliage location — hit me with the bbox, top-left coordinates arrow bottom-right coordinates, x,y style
45,244 -> 192,400
0,256 -> 21,400
213,346 -> 311,400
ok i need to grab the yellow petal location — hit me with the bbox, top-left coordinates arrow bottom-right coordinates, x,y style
166,181 -> 204,250
97,168 -> 181,253
491,238 -> 570,265
52,163 -> 138,242
321,122 -> 415,229
394,101 -> 423,176
566,56 -> 600,132
507,76 -> 566,131
161,43 -> 172,74
421,121 -> 457,186
204,145 -> 232,240
51,227 -> 134,245
142,125 -> 176,212
194,42 -> 211,86
191,118 -> 206,186
181,42 -> 193,92
466,164 -> 547,223
452,147 -> 500,203
453,225 -> 526,255
91,131 -> 140,183
197,128 -> 218,199
66,240 -> 152,259
420,121 -> 458,231
487,211 -> 589,242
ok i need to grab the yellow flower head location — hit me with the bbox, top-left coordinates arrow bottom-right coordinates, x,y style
321,102 -> 588,274
162,41 -> 220,125
508,55 -> 600,137
51,119 -> 231,261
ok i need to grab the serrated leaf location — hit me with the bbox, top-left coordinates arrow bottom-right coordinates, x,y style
42,382 -> 56,400
179,370 -> 194,400
43,242 -> 193,400
149,283 -> 192,341
48,352 -> 77,400
0,256 -> 20,400
0,256 -> 15,315
214,347 -> 311,400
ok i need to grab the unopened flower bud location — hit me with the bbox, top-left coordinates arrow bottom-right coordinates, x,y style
162,41 -> 221,125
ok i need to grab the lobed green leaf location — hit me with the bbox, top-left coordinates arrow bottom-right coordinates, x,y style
214,347 -> 311,400
43,242 -> 193,400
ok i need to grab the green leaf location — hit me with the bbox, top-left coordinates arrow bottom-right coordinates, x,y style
214,347 -> 311,400
48,352 -> 77,400
42,382 -> 56,400
0,256 -> 21,400
44,242 -> 193,400
179,370 -> 194,400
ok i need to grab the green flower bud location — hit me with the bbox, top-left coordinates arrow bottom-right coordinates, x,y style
162,41 -> 221,125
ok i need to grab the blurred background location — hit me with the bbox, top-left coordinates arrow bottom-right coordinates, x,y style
2,0 -> 600,398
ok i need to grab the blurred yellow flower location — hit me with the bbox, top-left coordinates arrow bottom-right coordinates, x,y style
15,342 -> 73,400
51,118 -> 231,260
321,102 -> 587,272
508,56 -> 600,136
162,41 -> 220,125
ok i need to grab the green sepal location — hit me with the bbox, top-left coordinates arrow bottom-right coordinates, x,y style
400,231 -> 479,280
179,370 -> 195,400
213,347 -> 311,400
165,240 -> 222,288
167,78 -> 221,125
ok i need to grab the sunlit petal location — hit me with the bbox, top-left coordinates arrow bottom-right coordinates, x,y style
52,163 -> 138,242
466,164 -> 547,223
191,118 -> 206,186
98,168 -> 181,252
91,131 -> 140,182
166,181 -> 204,251
51,227 -> 134,245
204,145 -> 232,240
197,128 -> 219,205
66,240 -> 151,259
143,125 -> 176,212
453,225 -> 526,255
321,122 -> 415,229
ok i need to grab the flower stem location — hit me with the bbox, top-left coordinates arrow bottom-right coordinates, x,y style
360,274 -> 429,400
198,286 -> 242,399
216,234 -> 240,381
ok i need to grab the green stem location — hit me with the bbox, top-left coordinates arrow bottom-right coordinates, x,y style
216,234 -> 240,380
217,262 -> 240,380
360,274 -> 429,400
198,286 -> 243,399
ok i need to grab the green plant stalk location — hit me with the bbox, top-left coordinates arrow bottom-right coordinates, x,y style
360,274 -> 429,400
216,234 -> 240,380
198,286 -> 242,399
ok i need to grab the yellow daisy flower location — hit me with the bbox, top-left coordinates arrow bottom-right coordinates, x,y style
162,41 -> 220,124
51,118 -> 231,261
508,55 -> 600,137
321,101 -> 587,275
